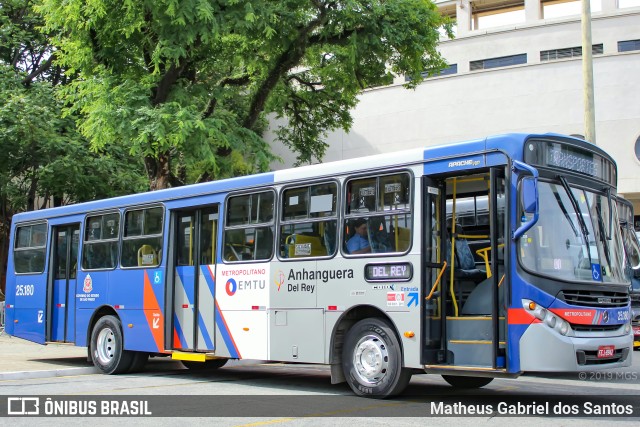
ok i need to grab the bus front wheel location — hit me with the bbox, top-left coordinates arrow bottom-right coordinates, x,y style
90,315 -> 134,374
442,375 -> 493,389
342,318 -> 411,398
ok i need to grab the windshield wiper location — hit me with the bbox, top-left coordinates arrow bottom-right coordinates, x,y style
550,184 -> 579,237
606,187 -> 613,239
596,201 -> 612,268
558,176 -> 592,265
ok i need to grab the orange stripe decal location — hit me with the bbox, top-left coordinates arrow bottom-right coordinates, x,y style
143,271 -> 167,353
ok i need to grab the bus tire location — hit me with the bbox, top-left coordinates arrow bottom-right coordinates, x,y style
342,318 -> 411,398
90,315 -> 134,374
181,358 -> 228,370
442,375 -> 493,389
128,352 -> 149,373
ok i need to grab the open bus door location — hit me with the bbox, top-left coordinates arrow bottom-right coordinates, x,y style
422,168 -> 507,381
48,223 -> 80,343
169,206 -> 219,354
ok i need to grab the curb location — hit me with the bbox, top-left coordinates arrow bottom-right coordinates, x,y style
0,366 -> 99,381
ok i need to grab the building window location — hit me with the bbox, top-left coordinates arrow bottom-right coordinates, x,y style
542,0 -> 601,19
470,54 -> 527,71
540,44 -> 603,61
472,3 -> 525,30
405,64 -> 458,82
619,0 -> 640,9
618,39 -> 640,53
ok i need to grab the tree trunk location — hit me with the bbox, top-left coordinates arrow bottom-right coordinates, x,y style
144,152 -> 172,191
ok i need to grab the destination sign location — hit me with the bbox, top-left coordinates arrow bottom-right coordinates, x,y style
365,263 -> 412,282
524,139 -> 616,185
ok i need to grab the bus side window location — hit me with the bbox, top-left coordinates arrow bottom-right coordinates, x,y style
121,207 -> 163,268
279,182 -> 337,259
224,191 -> 275,262
344,173 -> 412,256
14,223 -> 47,274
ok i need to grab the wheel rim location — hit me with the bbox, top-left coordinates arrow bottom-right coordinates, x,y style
96,327 -> 116,365
352,334 -> 389,385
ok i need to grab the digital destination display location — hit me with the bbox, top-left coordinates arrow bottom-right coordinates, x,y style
365,263 -> 412,282
524,139 -> 616,185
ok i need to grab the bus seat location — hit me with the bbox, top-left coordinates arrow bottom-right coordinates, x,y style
367,217 -> 392,253
461,266 -> 505,315
323,222 -> 337,255
255,227 -> 274,260
446,224 -> 486,283
396,227 -> 411,252
286,234 -> 326,257
138,245 -> 158,266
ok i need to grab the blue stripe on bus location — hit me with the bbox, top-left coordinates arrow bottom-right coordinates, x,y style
173,312 -> 188,349
200,265 -> 216,301
197,312 -> 215,350
175,267 -> 194,306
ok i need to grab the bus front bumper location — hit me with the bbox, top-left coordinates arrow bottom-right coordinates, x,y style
519,323 -> 633,371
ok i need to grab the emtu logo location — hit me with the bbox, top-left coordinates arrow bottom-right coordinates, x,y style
274,270 -> 285,291
225,278 -> 237,296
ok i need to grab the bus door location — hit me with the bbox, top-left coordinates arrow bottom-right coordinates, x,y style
170,206 -> 219,352
422,168 -> 506,370
49,223 -> 80,342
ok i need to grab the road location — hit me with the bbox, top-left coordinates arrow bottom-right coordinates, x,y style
1,354 -> 639,426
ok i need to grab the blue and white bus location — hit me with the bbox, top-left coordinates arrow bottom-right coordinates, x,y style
5,133 -> 634,397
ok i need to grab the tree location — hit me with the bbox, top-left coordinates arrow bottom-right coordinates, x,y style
0,1 -> 147,295
38,0 -> 452,190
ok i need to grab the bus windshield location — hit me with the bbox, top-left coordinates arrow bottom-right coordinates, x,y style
519,180 -> 626,284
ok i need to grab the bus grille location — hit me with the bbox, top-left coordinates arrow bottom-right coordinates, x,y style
571,324 -> 621,332
559,290 -> 629,308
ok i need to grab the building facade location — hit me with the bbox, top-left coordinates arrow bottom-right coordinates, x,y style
267,0 -> 640,226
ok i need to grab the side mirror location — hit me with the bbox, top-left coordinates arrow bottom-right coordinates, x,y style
512,160 -> 540,240
522,177 -> 538,214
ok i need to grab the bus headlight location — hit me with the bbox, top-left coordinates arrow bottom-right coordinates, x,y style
624,323 -> 631,334
523,299 -> 571,336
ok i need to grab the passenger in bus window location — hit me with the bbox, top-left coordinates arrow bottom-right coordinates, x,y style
347,218 -> 371,254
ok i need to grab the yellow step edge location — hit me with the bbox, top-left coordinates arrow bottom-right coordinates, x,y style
171,352 -> 218,362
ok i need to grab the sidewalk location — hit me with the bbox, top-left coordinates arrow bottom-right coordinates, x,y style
0,333 -> 98,380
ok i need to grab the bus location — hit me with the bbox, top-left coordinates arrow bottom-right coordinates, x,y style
4,133 -> 635,397
615,197 -> 640,349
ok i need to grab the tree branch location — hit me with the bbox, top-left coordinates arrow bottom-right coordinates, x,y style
22,53 -> 55,86
243,12 -> 328,130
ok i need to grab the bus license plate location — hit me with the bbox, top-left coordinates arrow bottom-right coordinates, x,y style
597,345 -> 615,358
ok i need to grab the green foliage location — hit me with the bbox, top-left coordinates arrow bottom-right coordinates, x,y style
37,0 -> 452,184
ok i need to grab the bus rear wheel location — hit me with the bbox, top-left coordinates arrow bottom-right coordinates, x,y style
442,375 -> 493,389
342,318 -> 411,398
181,359 -> 228,370
90,315 -> 133,374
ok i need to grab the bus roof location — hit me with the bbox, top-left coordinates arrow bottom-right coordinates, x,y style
11,132 -> 606,224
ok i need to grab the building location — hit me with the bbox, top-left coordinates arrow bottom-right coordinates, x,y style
267,0 -> 640,227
